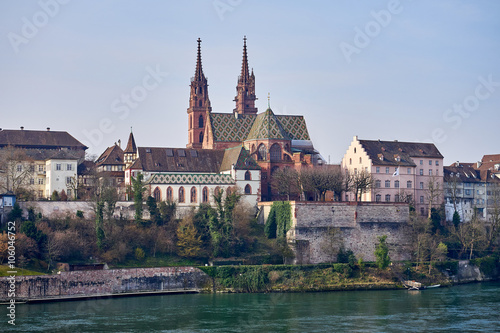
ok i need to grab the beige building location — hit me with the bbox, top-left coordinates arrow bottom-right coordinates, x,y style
342,136 -> 444,216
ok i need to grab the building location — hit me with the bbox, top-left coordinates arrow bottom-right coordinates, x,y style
444,156 -> 500,222
124,145 -> 261,210
187,38 -> 323,200
342,136 -> 444,216
0,128 -> 87,199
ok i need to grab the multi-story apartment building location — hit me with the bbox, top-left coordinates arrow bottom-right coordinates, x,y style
342,136 -> 444,216
0,128 -> 87,199
444,156 -> 500,222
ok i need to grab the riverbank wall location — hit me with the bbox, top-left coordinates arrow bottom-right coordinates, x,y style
0,266 -> 209,302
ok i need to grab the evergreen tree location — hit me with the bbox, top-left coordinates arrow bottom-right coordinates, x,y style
131,173 -> 146,224
375,235 -> 390,269
177,218 -> 202,258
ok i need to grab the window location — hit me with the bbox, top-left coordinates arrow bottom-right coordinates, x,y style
375,180 -> 381,188
191,187 -> 197,203
17,165 -> 22,172
56,164 -> 61,171
270,143 -> 281,162
245,171 -> 251,180
395,180 -> 400,188
407,181 -> 412,189
167,187 -> 173,201
376,194 -> 381,202
38,178 -> 44,185
435,160 -> 439,166
395,195 -> 400,202
202,187 -> 209,203
38,165 -> 44,172
359,157 -> 362,164
244,184 -> 252,194
386,167 -> 390,174
198,100 -> 202,107
106,165 -> 112,171
66,177 -> 72,184
349,158 -> 352,165
179,187 -> 185,203
420,196 -> 424,204
465,189 -> 471,196
354,148 -> 357,153
429,160 -> 432,165
30,178 -> 35,185
67,164 -> 73,171
407,168 -> 411,174
257,144 -> 267,160
354,168 -> 357,175
419,182 -> 424,189
420,160 -> 423,165
419,169 -> 423,176
376,167 -> 380,173
153,187 -> 161,201
429,169 -> 433,176
199,131 -> 204,143
198,115 -> 204,128
420,207 -> 425,216
214,187 -> 221,197
435,169 -> 438,176
385,194 -> 391,202
385,180 -> 390,188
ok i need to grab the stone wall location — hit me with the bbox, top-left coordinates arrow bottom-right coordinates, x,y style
279,201 -> 411,264
0,266 -> 209,301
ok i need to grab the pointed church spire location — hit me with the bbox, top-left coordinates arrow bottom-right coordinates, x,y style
194,38 -> 205,81
187,38 -> 211,149
124,129 -> 137,154
234,36 -> 257,115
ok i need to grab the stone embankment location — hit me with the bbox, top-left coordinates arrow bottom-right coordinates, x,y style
0,267 -> 209,302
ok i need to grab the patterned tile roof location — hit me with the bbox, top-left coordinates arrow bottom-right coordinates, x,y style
245,108 -> 290,140
209,113 -> 255,142
209,109 -> 310,142
220,145 -> 261,171
147,173 -> 234,185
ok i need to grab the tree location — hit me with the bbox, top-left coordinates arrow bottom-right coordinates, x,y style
352,169 -> 374,202
59,189 -> 68,201
375,235 -> 390,269
159,200 -> 176,226
450,208 -> 486,259
0,146 -> 35,196
425,176 -> 443,219
131,173 -> 146,224
271,168 -> 300,200
0,232 -> 8,264
176,217 -> 202,258
452,211 -> 461,228
264,208 -> 277,239
51,190 -> 60,201
147,196 -> 162,225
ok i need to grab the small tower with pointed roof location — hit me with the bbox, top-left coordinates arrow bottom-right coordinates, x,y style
187,38 -> 212,149
233,36 -> 257,115
124,128 -> 137,168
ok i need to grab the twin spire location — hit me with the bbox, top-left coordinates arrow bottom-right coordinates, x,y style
192,37 -> 258,115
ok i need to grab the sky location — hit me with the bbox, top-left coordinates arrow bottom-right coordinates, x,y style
0,0 -> 499,166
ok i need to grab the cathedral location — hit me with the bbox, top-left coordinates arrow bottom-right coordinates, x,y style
187,37 -> 323,200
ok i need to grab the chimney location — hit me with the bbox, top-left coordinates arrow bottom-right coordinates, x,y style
455,161 -> 460,167
20,126 -> 24,130
47,127 -> 50,131
118,139 -> 121,148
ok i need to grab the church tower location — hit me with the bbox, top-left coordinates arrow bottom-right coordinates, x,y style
233,36 -> 258,115
124,128 -> 137,168
187,38 -> 212,149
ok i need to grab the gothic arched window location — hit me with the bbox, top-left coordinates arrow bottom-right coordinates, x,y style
199,131 -> 204,143
244,184 -> 251,194
198,100 -> 202,107
202,187 -> 209,203
153,187 -> 161,202
270,143 -> 281,162
179,187 -> 185,203
191,187 -> 197,203
199,115 -> 204,128
167,187 -> 173,202
257,144 -> 267,160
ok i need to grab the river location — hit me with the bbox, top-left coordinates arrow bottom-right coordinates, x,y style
2,281 -> 499,332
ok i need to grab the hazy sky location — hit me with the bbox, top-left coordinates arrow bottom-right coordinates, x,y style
1,1 -> 499,165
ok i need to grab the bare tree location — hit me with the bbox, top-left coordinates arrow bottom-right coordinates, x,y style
0,146 -> 35,195
352,169 -> 374,202
271,168 -> 300,200
425,175 -> 443,219
299,167 -> 348,201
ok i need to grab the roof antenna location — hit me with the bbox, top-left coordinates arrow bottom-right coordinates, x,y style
267,92 -> 270,109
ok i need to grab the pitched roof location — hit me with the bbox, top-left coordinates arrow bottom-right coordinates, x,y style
208,109 -> 311,143
246,108 -> 290,140
23,148 -> 82,161
136,147 -> 226,173
444,164 -> 482,183
359,140 -> 443,166
208,113 -> 255,142
0,129 -> 87,149
96,144 -> 124,166
124,131 -> 137,153
478,154 -> 500,172
220,145 -> 260,171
